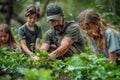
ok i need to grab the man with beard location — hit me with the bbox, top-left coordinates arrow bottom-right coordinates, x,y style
40,4 -> 85,60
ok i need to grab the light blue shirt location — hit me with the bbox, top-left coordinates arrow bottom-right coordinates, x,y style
91,28 -> 120,58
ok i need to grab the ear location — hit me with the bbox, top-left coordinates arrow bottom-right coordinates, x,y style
61,12 -> 65,19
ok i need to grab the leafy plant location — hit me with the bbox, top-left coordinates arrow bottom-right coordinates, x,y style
17,68 -> 52,80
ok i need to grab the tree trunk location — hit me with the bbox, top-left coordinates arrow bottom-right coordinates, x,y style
5,0 -> 13,25
115,0 -> 120,16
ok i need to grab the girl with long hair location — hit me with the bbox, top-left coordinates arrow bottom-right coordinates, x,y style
0,24 -> 20,52
78,9 -> 120,65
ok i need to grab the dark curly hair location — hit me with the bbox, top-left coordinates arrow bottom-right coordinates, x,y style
25,4 -> 41,18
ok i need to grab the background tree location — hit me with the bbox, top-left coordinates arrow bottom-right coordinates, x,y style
0,0 -> 120,31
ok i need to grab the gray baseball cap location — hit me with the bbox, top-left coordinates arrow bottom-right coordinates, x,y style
46,4 -> 63,21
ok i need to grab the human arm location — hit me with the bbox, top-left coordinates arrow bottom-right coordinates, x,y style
35,25 -> 42,49
107,51 -> 116,62
13,43 -> 21,52
21,40 -> 34,55
18,26 -> 33,55
21,40 -> 39,60
40,43 -> 50,51
40,29 -> 54,51
18,26 -> 39,60
35,38 -> 41,49
49,23 -> 83,60
103,29 -> 120,62
49,37 -> 73,60
40,38 -> 73,61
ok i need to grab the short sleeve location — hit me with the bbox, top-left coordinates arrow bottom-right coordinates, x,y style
18,27 -> 26,40
106,30 -> 120,54
44,29 -> 53,45
37,26 -> 42,39
65,24 -> 82,42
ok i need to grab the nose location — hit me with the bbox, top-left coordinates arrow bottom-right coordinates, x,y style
53,22 -> 59,27
31,19 -> 35,22
50,20 -> 59,26
84,30 -> 88,34
55,22 -> 59,26
2,37 -> 5,40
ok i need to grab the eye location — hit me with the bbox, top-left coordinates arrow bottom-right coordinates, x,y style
34,17 -> 37,20
2,34 -> 8,38
4,35 -> 7,37
82,27 -> 86,30
86,26 -> 91,29
50,20 -> 58,24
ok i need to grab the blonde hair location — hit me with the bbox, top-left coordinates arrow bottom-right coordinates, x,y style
78,9 -> 115,50
25,4 -> 41,18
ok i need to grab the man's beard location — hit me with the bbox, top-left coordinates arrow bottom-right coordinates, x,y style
53,17 -> 65,34
53,25 -> 63,33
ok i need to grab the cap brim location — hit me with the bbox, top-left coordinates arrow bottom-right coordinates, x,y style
47,14 -> 61,21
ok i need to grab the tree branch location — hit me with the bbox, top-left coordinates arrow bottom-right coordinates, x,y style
12,13 -> 25,25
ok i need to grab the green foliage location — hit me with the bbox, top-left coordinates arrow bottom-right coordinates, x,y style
1,0 -> 120,80
1,0 -> 120,31
48,53 -> 120,80
0,75 -> 11,80
49,59 -> 65,79
0,48 -> 51,79
35,49 -> 50,65
1,46 -> 120,80
11,27 -> 19,42
95,0 -> 120,26
17,68 -> 52,80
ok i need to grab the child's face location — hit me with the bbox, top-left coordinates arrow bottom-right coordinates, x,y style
0,32 -> 9,44
82,23 -> 96,38
27,14 -> 38,26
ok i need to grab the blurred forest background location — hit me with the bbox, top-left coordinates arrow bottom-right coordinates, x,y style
0,0 -> 120,32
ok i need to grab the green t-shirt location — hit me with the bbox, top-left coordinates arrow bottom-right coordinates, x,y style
44,21 -> 85,57
18,24 -> 42,51
91,28 -> 120,58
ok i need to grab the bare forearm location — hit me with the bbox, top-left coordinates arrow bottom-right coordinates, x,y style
13,43 -> 21,52
53,46 -> 68,57
35,38 -> 41,49
48,37 -> 73,60
51,37 -> 73,58
107,52 -> 116,62
40,43 -> 50,51
22,44 -> 34,55
35,43 -> 41,49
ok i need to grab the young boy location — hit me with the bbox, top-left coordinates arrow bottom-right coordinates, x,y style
18,4 -> 42,60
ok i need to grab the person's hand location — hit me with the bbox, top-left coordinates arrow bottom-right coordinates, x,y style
31,55 -> 40,60
48,53 -> 56,61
